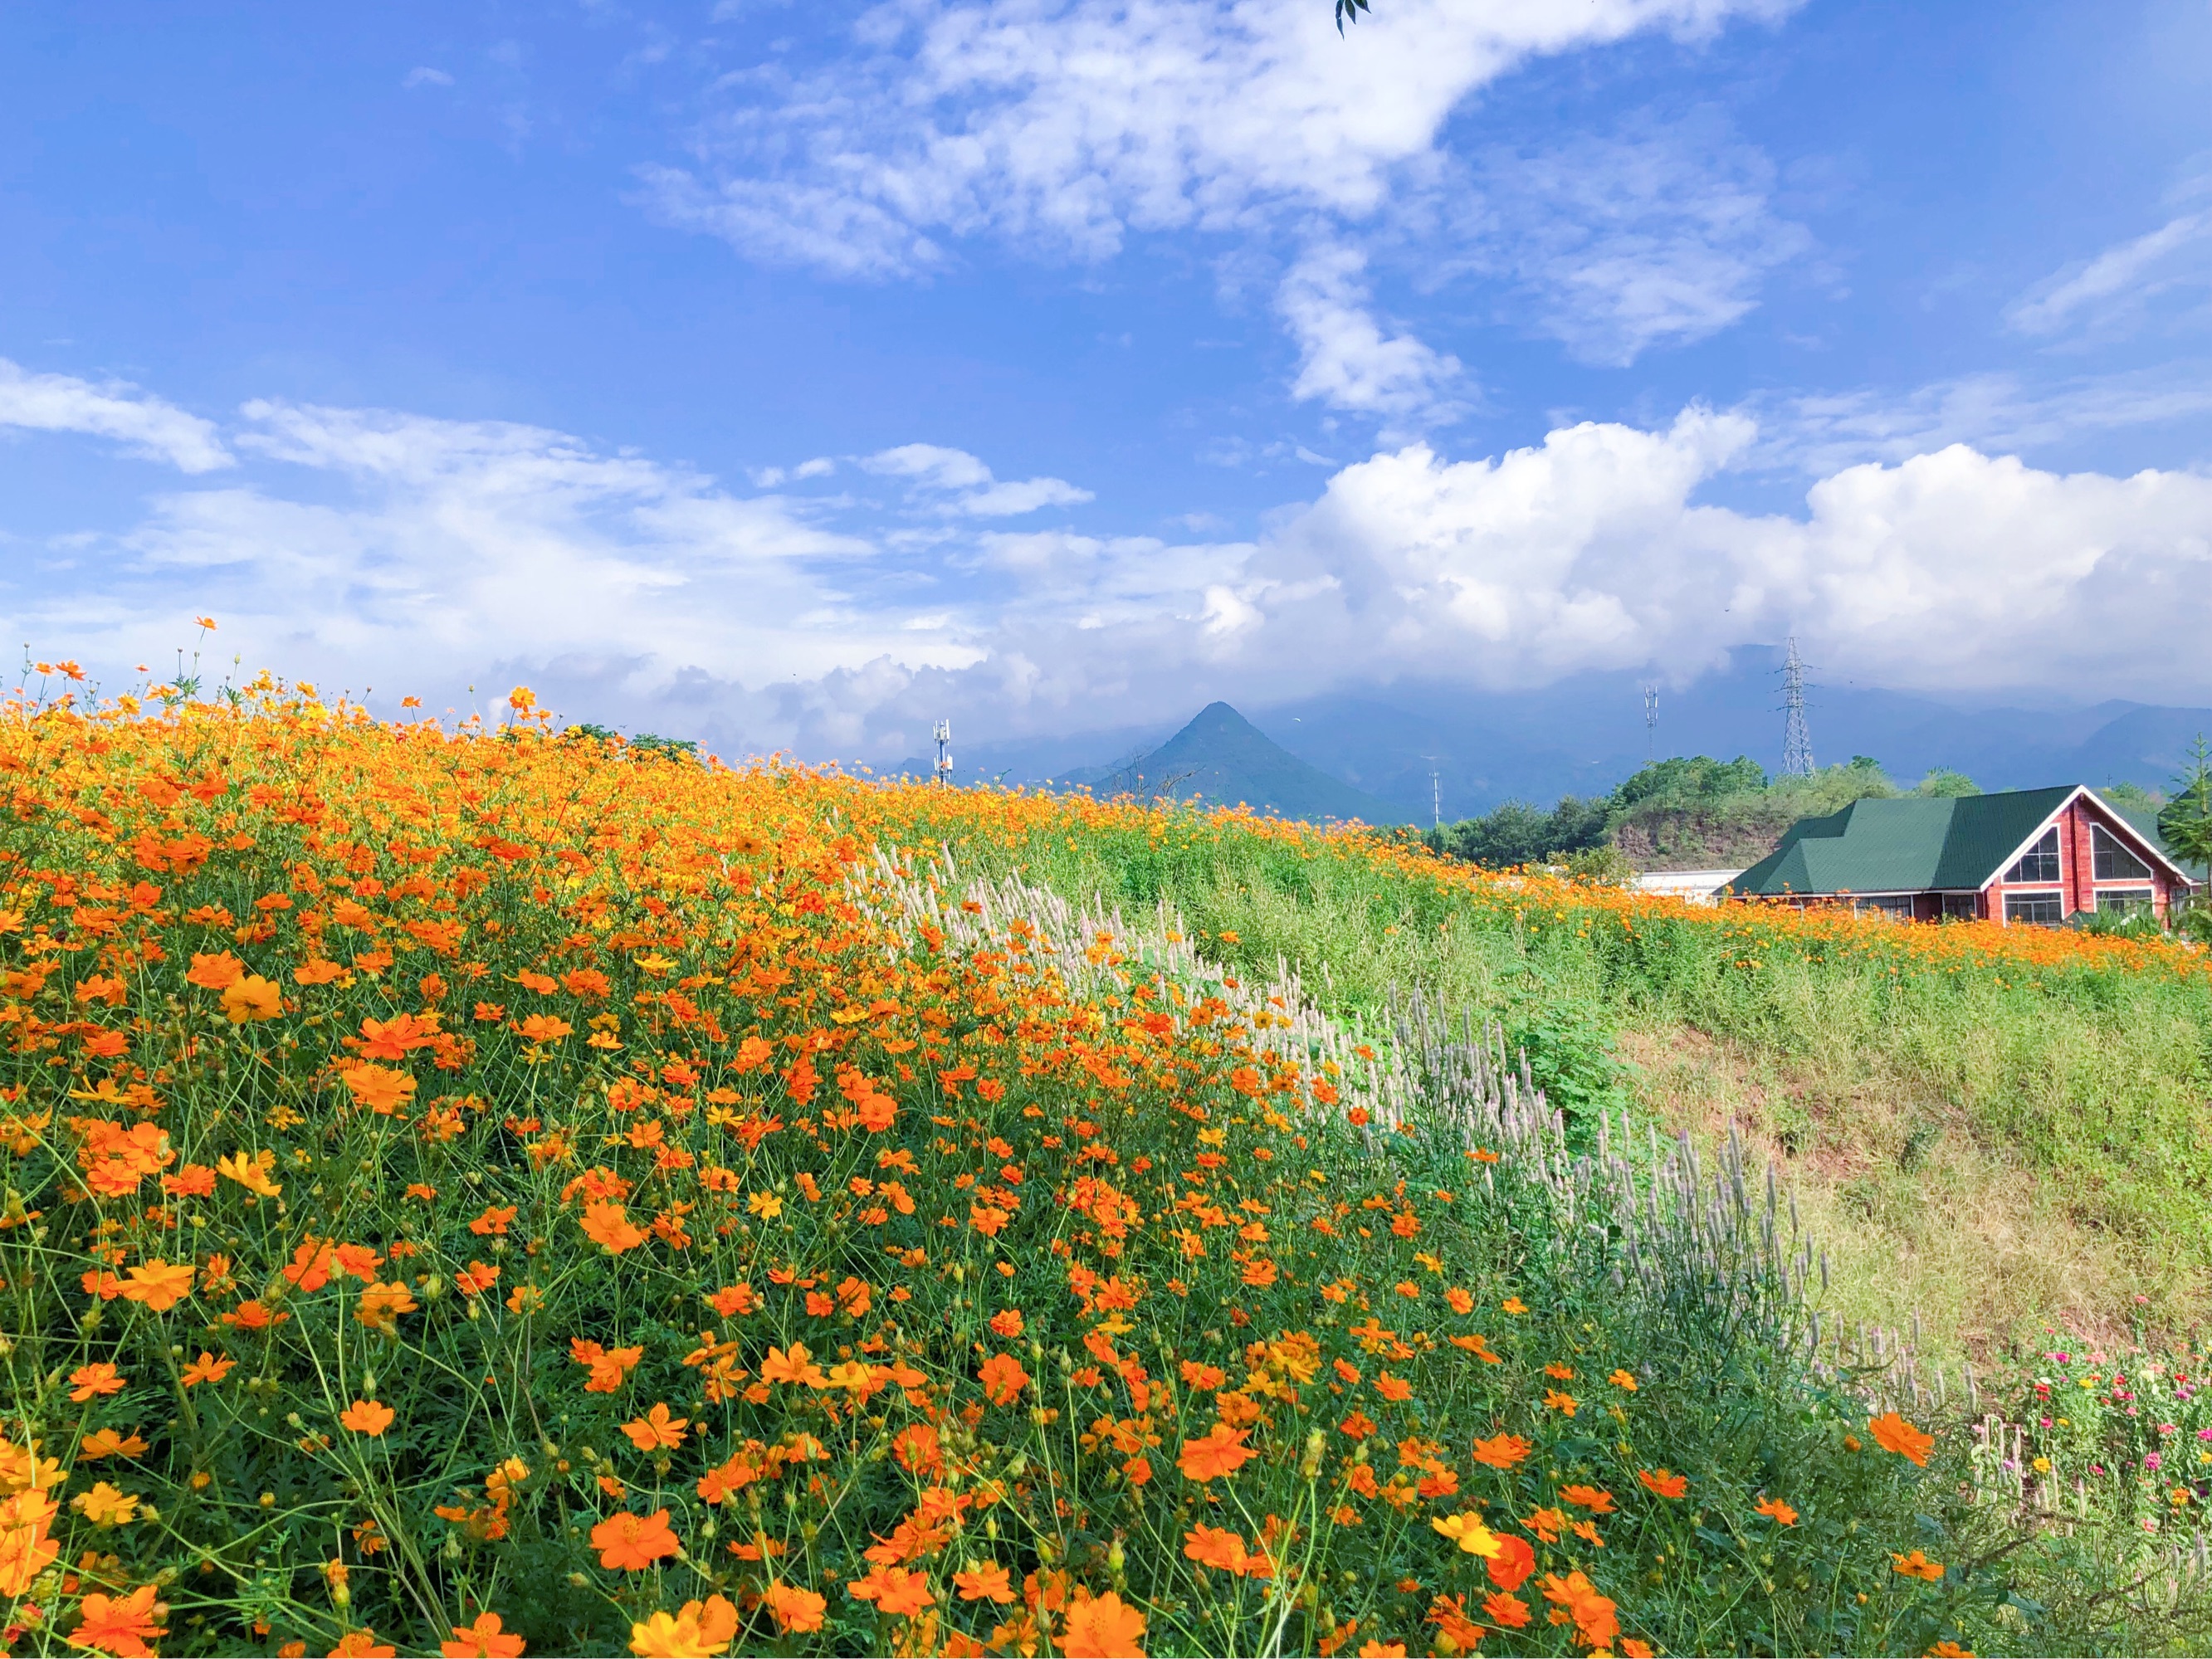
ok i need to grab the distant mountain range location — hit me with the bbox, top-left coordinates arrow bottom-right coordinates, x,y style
889,647 -> 2212,827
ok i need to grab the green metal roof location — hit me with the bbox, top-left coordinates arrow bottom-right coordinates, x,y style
1726,786 -> 2082,897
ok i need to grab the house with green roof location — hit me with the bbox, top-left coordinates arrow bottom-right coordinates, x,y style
1725,786 -> 2200,925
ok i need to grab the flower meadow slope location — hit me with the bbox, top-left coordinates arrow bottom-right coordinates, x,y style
0,686 -> 2191,1657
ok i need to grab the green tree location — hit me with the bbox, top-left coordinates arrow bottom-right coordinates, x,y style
2160,734 -> 2212,883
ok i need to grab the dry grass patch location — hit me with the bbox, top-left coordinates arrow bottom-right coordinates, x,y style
1616,1024 -> 2207,1367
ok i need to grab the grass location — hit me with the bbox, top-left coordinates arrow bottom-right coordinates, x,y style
2,683 -> 2210,1656
917,803 -> 2212,1364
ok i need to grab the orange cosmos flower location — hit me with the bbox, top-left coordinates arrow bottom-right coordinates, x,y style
978,1351 -> 1028,1405
1541,1388 -> 1578,1417
622,1403 -> 691,1452
593,1509 -> 681,1571
438,1612 -> 526,1657
1501,1296 -> 1528,1315
66,1582 -> 167,1657
1755,1496 -> 1799,1526
1892,1549 -> 1944,1581
989,1309 -> 1025,1339
1471,1432 -> 1531,1470
1870,1412 -> 1935,1467
1178,1423 -> 1257,1482
329,1630 -> 398,1657
338,1064 -> 417,1115
763,1583 -> 827,1634
69,1363 -> 126,1401
847,1564 -> 935,1617
354,1280 -> 417,1336
1183,1525 -> 1257,1574
1609,1369 -> 1638,1390
116,1260 -> 197,1312
581,1199 -> 647,1254
1560,1484 -> 1615,1514
954,1561 -> 1017,1603
185,952 -> 245,990
339,1400 -> 395,1437
1060,1590 -> 1146,1659
1483,1590 -> 1532,1629
1539,1571 -> 1619,1651
760,1344 -> 828,1388
1637,1468 -> 1687,1499
220,974 -> 283,1024
1487,1535 -> 1536,1592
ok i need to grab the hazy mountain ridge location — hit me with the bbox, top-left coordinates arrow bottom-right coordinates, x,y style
883,648 -> 2212,827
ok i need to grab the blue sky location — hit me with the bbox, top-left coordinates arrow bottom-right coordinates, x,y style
5,0 -> 2212,762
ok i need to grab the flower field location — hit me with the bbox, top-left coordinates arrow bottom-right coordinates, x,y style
0,680 -> 2205,1657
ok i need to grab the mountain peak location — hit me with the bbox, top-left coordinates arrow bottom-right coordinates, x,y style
1085,702 -> 1399,823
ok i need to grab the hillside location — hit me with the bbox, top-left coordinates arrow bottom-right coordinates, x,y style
3,685 -> 2208,1654
1067,699 -> 1402,823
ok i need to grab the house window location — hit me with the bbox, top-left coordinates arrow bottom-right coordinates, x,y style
2097,887 -> 2155,913
2092,824 -> 2151,881
2004,827 -> 2060,884
2004,891 -> 2064,925
1941,893 -> 1980,920
1853,895 -> 1915,920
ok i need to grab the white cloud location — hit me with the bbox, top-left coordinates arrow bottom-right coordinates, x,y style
0,359 -> 232,473
1448,115 -> 1810,365
860,442 -> 1094,515
16,377 -> 2209,764
2009,203 -> 2212,338
403,66 -> 455,89
1759,365 -> 2212,476
657,0 -> 1792,274
1277,243 -> 1465,425
1225,414 -> 2212,699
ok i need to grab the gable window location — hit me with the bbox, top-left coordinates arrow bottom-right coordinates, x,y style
2004,827 -> 2060,884
2092,824 -> 2151,881
2004,892 -> 2064,925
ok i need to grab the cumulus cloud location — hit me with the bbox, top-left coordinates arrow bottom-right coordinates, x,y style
1277,243 -> 1466,425
860,443 -> 1094,515
0,358 -> 232,473
14,380 -> 2210,761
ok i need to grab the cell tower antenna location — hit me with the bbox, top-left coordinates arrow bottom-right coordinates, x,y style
933,720 -> 952,788
1427,762 -> 1442,831
1642,686 -> 1658,764
1780,637 -> 1815,777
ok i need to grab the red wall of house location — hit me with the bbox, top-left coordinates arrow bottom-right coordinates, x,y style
1982,793 -> 2176,923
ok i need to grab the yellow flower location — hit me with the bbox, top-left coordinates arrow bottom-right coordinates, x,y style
71,1481 -> 141,1527
1429,1513 -> 1502,1558
748,1192 -> 784,1220
216,1149 -> 282,1198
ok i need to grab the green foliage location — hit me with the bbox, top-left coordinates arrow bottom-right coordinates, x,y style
2158,734 -> 2212,877
1429,754 -> 1930,874
1915,769 -> 1980,798
1610,754 -> 1770,810
1503,1007 -> 1637,1141
1426,794 -> 1609,867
